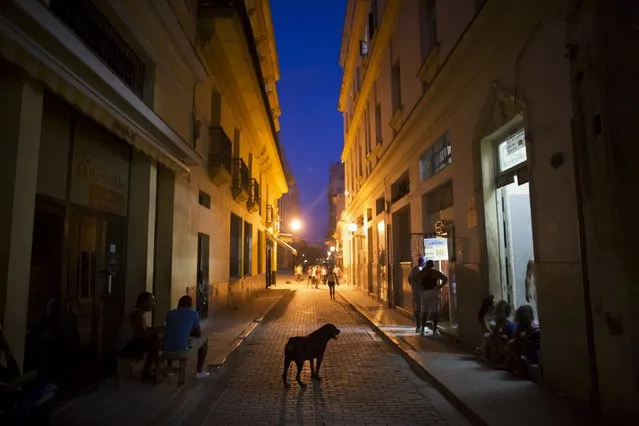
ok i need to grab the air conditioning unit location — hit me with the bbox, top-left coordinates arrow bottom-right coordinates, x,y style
360,40 -> 368,56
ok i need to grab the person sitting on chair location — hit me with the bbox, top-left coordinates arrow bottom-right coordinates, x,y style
163,295 -> 210,379
119,292 -> 163,384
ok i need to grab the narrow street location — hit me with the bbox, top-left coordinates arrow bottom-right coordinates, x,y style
53,281 -> 469,426
183,284 -> 467,426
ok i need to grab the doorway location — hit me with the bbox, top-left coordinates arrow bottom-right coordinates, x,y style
266,237 -> 273,288
197,233 -> 210,319
67,207 -> 127,363
493,129 -> 534,311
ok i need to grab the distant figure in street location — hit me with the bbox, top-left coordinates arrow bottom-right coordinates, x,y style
417,260 -> 448,336
119,292 -> 163,384
163,295 -> 210,379
314,266 -> 321,289
408,256 -> 426,333
295,265 -> 303,281
325,266 -> 339,300
307,266 -> 314,288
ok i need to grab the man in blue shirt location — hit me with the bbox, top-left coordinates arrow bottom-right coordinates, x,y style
163,296 -> 209,378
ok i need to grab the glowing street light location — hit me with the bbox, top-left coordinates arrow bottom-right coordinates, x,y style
290,218 -> 302,232
329,246 -> 336,252
348,223 -> 357,233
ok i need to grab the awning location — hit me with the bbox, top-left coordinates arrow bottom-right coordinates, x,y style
268,232 -> 297,256
0,3 -> 201,176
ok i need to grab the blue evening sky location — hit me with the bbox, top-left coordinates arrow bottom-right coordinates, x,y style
271,0 -> 346,242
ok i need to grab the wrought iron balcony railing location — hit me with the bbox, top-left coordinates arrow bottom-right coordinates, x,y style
209,127 -> 232,170
247,178 -> 261,213
232,158 -> 249,190
266,204 -> 274,227
47,0 -> 145,98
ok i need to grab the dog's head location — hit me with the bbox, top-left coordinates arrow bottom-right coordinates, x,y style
320,323 -> 341,340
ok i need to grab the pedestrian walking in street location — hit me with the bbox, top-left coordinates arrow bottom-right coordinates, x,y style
314,266 -> 321,289
325,266 -> 339,300
408,256 -> 425,333
307,266 -> 314,288
418,260 -> 448,336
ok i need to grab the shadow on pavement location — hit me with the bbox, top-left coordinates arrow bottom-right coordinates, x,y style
259,289 -> 295,322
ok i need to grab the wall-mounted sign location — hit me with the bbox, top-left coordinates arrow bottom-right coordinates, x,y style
71,118 -> 130,216
424,237 -> 449,262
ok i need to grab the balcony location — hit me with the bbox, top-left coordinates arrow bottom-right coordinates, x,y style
232,158 -> 250,202
247,178 -> 261,214
266,204 -> 274,227
208,126 -> 233,186
47,0 -> 145,98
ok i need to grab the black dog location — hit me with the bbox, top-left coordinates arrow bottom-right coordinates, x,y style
282,323 -> 340,388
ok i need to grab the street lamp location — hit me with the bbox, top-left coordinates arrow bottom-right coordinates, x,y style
348,223 -> 357,233
291,218 -> 302,232
329,245 -> 336,252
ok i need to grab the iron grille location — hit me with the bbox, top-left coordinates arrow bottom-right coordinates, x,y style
249,178 -> 260,206
48,0 -> 145,98
232,158 -> 249,191
209,126 -> 232,173
266,204 -> 274,226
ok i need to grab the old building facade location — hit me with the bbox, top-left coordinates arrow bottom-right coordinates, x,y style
337,0 -> 639,423
0,0 -> 291,372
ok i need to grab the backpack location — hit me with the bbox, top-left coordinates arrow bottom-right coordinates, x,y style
421,269 -> 438,291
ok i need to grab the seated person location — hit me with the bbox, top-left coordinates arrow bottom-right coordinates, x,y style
507,304 -> 541,376
1,323 -> 57,424
484,300 -> 516,366
476,294 -> 495,355
163,296 -> 210,379
119,292 -> 163,384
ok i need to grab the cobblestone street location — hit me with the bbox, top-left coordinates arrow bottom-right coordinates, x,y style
182,285 -> 468,426
53,283 -> 469,425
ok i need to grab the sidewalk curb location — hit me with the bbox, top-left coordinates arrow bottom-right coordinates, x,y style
337,288 -> 486,426
210,289 -> 292,367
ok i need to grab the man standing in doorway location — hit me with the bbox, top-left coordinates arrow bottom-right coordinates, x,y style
419,260 -> 448,336
408,257 -> 426,333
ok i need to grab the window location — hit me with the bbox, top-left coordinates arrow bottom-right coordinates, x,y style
371,1 -> 379,37
426,181 -> 454,215
391,61 -> 402,114
48,0 -> 145,98
419,131 -> 452,181
375,103 -> 382,145
419,0 -> 437,61
198,190 -> 211,209
257,230 -> 263,274
375,197 -> 385,216
229,213 -> 242,278
365,107 -> 372,154
390,172 -> 410,203
243,222 -> 252,276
